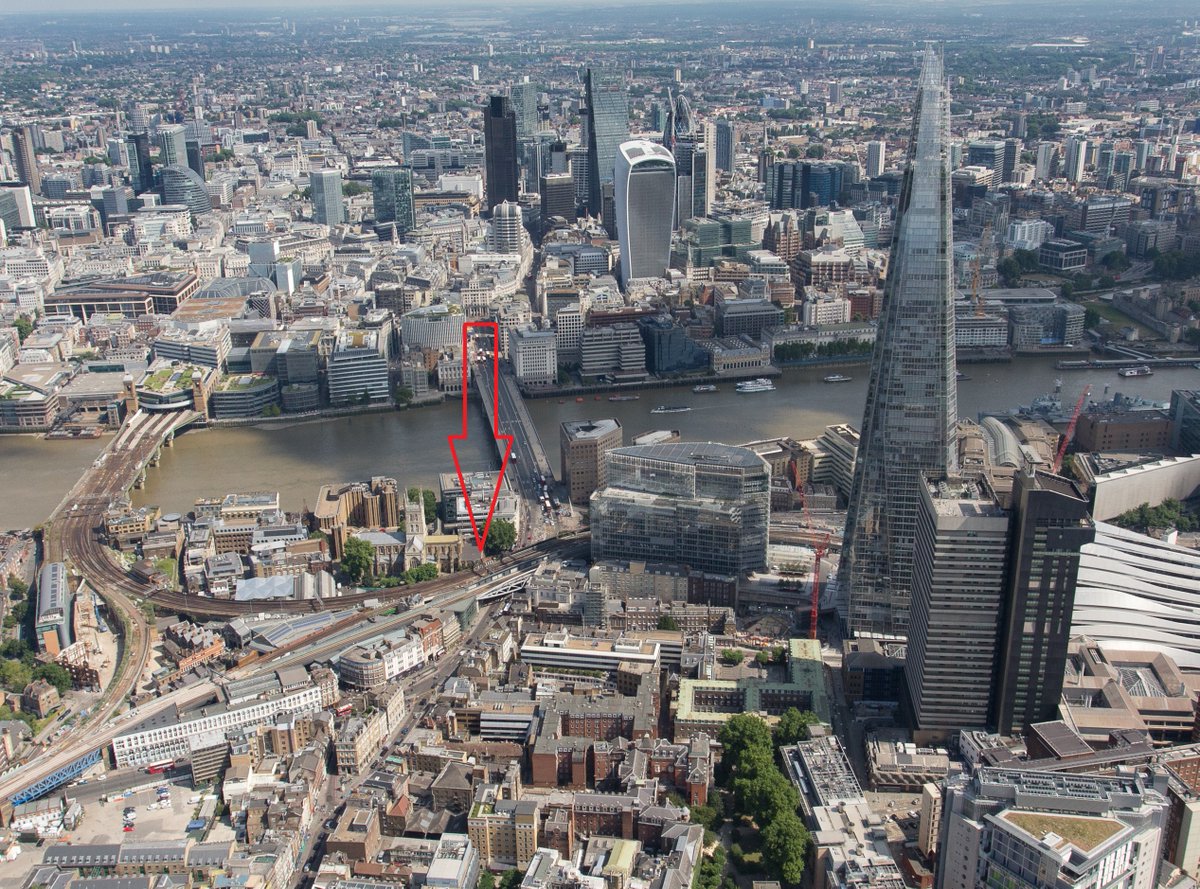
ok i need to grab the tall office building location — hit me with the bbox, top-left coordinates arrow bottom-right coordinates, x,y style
11,127 -> 41,195
967,139 -> 1006,185
591,443 -> 770,576
584,67 -> 629,219
905,475 -> 1010,744
991,470 -> 1093,735
540,173 -> 575,225
1063,136 -> 1088,183
715,119 -> 735,173
185,140 -> 205,180
1002,137 -> 1019,183
483,95 -> 519,211
561,418 -> 623,504
309,169 -> 345,226
840,47 -> 958,639
371,167 -> 415,234
865,140 -> 886,178
157,124 -> 187,168
127,132 -> 152,193
1033,142 -> 1057,181
489,200 -> 526,253
509,81 -> 539,140
614,140 -> 675,282
159,165 -> 212,219
766,161 -> 844,210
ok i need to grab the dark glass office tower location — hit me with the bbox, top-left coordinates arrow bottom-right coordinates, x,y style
584,67 -> 629,219
484,95 -> 519,211
371,167 -> 415,234
127,133 -> 152,193
11,126 -> 41,194
840,46 -> 958,639
185,141 -> 205,180
992,470 -> 1094,735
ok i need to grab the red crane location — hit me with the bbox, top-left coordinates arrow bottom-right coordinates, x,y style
798,487 -> 831,641
1053,385 -> 1091,474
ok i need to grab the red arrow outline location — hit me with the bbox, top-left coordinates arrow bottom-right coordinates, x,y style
447,321 -> 514,553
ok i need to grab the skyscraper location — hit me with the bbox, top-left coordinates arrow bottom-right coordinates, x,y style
509,81 -> 539,140
715,119 -> 735,173
483,95 -> 519,211
991,470 -> 1093,735
840,47 -> 958,639
1064,135 -> 1088,183
159,165 -> 212,219
905,475 -> 1010,744
185,140 -> 205,180
157,124 -> 187,168
540,173 -> 575,226
371,167 -> 415,234
309,169 -> 345,226
11,126 -> 41,195
584,67 -> 629,219
614,140 -> 675,282
865,140 -> 886,178
127,132 -> 152,193
967,139 -> 1006,185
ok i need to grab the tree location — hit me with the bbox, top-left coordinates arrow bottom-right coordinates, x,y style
996,256 -> 1022,288
774,708 -> 820,746
657,614 -> 680,631
476,873 -> 495,889
762,810 -> 811,885
403,563 -> 439,584
721,648 -> 745,666
32,663 -> 71,695
717,714 -> 773,773
498,870 -> 522,889
1084,307 -> 1101,329
13,316 -> 33,343
8,576 -> 28,599
396,386 -> 414,405
484,519 -> 516,556
342,181 -> 369,197
755,650 -> 771,666
341,537 -> 374,584
0,659 -> 32,693
423,489 -> 438,526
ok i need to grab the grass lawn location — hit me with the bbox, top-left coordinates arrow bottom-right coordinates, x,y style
1003,811 -> 1123,852
1083,300 -> 1156,340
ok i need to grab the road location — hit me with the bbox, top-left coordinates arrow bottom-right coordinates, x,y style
0,537 -> 588,805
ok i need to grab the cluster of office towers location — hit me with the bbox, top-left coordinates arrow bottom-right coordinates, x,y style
838,48 -> 1097,742
482,70 -> 717,283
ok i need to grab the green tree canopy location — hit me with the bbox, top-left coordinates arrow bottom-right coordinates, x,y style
13,316 -> 33,343
484,519 -> 517,556
32,663 -> 71,695
341,536 -> 374,584
762,810 -> 811,885
721,648 -> 745,665
774,707 -> 820,746
423,489 -> 438,526
657,614 -> 680,631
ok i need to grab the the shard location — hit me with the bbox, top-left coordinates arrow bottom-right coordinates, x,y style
840,46 -> 958,639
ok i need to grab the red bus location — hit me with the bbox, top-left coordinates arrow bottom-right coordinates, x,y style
144,759 -> 173,774
334,702 -> 353,717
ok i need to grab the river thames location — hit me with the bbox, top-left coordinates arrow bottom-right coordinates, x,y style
1,356 -> 1197,529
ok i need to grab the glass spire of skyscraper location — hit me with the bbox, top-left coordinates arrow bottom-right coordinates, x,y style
584,67 -> 629,219
839,46 -> 958,639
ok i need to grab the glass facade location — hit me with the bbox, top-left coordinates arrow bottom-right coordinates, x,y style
584,67 -> 629,218
310,169 -> 345,226
591,443 -> 770,576
371,167 -> 415,233
615,141 -> 675,281
159,165 -> 211,219
840,47 -> 958,638
484,95 -> 519,210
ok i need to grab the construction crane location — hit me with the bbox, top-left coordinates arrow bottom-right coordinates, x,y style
798,486 -> 831,641
1053,385 -> 1092,474
971,220 -> 992,318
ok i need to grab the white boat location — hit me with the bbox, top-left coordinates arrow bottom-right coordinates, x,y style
651,405 -> 692,414
692,384 -> 718,393
823,374 -> 852,383
1117,365 -> 1153,378
736,378 -> 776,393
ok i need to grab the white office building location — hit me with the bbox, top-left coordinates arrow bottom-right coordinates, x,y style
615,140 -> 675,283
510,323 -> 558,386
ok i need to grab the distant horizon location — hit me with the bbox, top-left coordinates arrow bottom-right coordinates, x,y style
4,0 -> 1198,13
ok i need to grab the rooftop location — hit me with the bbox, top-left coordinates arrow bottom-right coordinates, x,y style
1000,811 -> 1124,853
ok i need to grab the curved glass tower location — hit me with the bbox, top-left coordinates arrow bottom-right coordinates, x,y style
614,140 -> 675,282
584,67 -> 629,219
840,47 -> 958,639
159,165 -> 212,219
